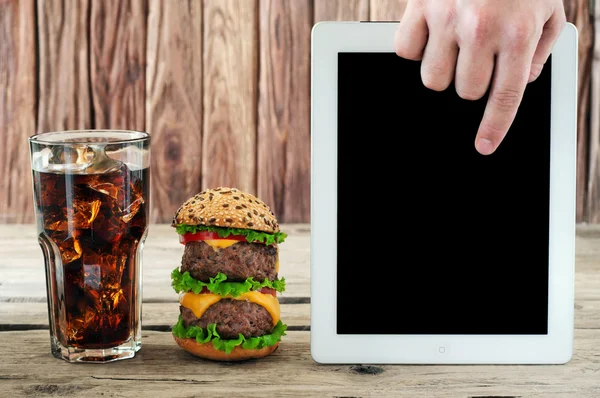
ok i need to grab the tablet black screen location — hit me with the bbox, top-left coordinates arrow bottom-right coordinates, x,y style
336,52 -> 551,335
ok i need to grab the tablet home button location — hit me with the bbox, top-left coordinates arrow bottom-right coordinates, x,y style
436,345 -> 450,355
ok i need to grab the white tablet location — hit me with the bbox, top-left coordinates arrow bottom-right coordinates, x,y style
310,21 -> 578,364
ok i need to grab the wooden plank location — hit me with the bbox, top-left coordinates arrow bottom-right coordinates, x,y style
90,0 -> 147,131
36,0 -> 91,133
0,303 -> 311,329
146,0 -> 203,223
8,223 -> 600,300
587,0 -> 600,222
202,0 -> 258,193
0,224 -> 310,301
0,0 -> 36,224
0,330 -> 599,397
564,0 -> 594,222
4,299 -> 600,330
4,222 -> 600,307
257,0 -> 311,223
369,0 -> 407,21
314,0 -> 369,21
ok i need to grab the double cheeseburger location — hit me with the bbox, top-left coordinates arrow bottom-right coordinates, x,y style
170,187 -> 288,361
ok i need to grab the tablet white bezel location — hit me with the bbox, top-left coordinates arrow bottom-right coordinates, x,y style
310,21 -> 577,364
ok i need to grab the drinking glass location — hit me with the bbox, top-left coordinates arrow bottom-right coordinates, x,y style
28,130 -> 150,363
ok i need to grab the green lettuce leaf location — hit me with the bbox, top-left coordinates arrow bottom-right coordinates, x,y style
172,316 -> 287,354
171,268 -> 286,296
175,224 -> 287,245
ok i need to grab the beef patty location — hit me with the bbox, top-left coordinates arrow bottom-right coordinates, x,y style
181,241 -> 278,282
180,300 -> 274,339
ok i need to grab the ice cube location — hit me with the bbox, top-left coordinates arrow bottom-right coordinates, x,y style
67,315 -> 86,344
92,210 -> 126,243
83,305 -> 97,326
37,172 -> 66,208
122,174 -> 146,223
121,197 -> 144,223
84,145 -> 124,174
85,288 -> 103,313
44,212 -> 69,232
49,232 -> 83,264
82,250 -> 126,290
105,288 -> 128,312
105,145 -> 150,170
68,199 -> 101,229
89,182 -> 119,200
59,237 -> 83,264
83,262 -> 102,291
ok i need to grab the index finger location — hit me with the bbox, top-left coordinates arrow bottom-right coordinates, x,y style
475,49 -> 535,155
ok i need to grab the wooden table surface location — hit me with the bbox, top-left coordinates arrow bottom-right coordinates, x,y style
1,224 -> 599,397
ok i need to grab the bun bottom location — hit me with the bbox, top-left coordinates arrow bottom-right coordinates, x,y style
173,335 -> 279,361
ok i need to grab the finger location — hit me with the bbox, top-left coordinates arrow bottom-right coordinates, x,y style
529,9 -> 567,82
394,2 -> 428,61
420,31 -> 459,91
454,43 -> 495,100
475,46 -> 536,155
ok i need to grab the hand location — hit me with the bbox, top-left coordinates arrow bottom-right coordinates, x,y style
394,0 -> 566,155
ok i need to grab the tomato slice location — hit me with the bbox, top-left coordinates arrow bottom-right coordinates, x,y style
258,287 -> 277,297
179,231 -> 247,245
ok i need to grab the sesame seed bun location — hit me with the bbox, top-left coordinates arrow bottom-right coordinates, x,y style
172,187 -> 280,233
173,335 -> 279,361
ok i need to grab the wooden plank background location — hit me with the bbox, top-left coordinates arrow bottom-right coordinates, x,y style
0,0 -> 597,224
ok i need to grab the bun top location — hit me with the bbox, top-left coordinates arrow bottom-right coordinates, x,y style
172,187 -> 280,233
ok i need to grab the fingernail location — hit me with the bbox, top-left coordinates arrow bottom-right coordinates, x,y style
529,64 -> 543,83
476,138 -> 495,155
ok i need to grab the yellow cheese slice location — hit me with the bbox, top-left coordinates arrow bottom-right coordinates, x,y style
180,291 -> 280,326
203,239 -> 240,251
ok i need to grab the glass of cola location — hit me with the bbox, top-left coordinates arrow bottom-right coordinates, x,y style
29,130 -> 150,363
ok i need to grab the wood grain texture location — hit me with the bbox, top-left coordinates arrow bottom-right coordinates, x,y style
0,224 -> 310,301
90,0 -> 147,130
369,0 -> 407,21
36,0 -> 91,133
0,0 -> 36,224
564,0 -> 594,222
586,0 -> 600,222
0,302 -> 311,329
257,0 -> 311,223
202,0 -> 258,193
5,298 -> 600,330
1,223 -> 600,395
146,0 -> 203,223
314,0 -> 369,21
1,330 -> 600,397
8,223 -> 600,301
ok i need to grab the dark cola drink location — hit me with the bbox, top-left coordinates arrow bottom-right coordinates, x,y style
29,131 -> 150,363
33,166 -> 148,350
